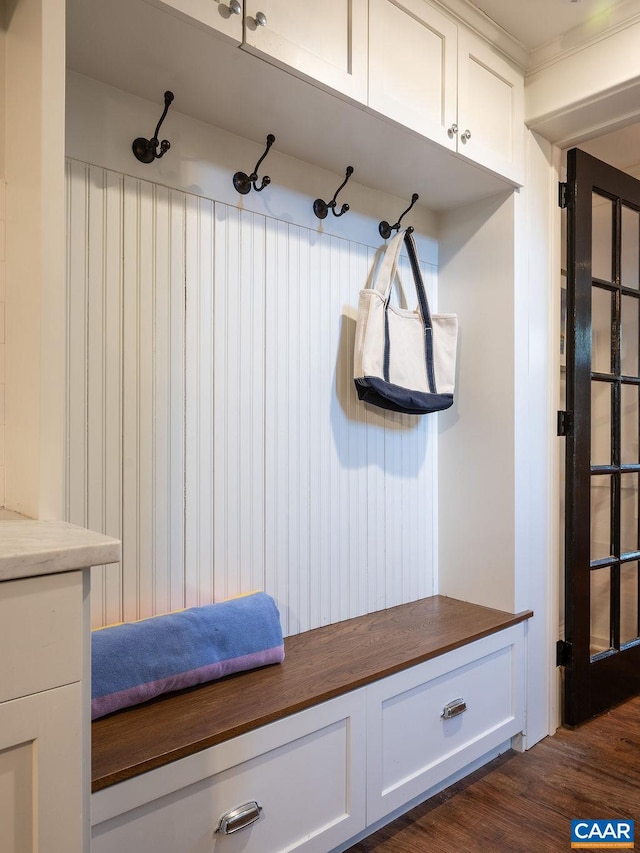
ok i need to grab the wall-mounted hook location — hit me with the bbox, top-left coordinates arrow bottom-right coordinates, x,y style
313,166 -> 354,219
378,193 -> 419,239
132,91 -> 175,164
233,134 -> 276,194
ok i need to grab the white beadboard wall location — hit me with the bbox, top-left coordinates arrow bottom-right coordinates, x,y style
65,159 -> 437,634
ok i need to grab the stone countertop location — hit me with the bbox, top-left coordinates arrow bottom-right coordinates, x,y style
0,518 -> 120,581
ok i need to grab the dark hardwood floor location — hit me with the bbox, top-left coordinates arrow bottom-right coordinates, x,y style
346,695 -> 640,853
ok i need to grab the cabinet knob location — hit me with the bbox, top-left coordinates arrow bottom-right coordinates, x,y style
461,129 -> 472,143
215,801 -> 263,835
255,10 -> 267,26
228,0 -> 241,14
447,123 -> 458,139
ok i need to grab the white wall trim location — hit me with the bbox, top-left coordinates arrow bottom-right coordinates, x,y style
527,0 -> 640,74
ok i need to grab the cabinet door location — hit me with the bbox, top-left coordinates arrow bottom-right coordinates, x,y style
242,0 -> 368,103
144,0 -> 243,44
368,0 -> 457,149
457,30 -> 524,183
0,684 -> 83,853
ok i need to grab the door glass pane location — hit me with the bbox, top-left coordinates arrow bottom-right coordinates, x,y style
590,567 -> 612,655
591,475 -> 611,561
592,193 -> 613,281
620,472 -> 639,556
621,295 -> 639,376
621,205 -> 640,290
592,286 -> 612,374
591,380 -> 611,465
621,384 -> 639,465
620,562 -> 639,645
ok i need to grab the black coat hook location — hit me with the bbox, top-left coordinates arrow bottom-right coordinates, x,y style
313,166 -> 354,219
379,193 -> 419,239
233,134 -> 276,194
132,91 -> 175,164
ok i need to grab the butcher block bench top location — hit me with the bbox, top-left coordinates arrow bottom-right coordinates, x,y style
92,594 -> 532,792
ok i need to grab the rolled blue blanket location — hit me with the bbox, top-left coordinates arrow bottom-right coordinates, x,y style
91,592 -> 284,719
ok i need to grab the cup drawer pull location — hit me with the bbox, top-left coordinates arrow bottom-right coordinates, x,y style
215,801 -> 263,835
441,698 -> 467,719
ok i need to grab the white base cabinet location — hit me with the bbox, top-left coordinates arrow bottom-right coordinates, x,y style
91,623 -> 526,853
0,520 -> 120,853
0,571 -> 84,853
0,683 -> 83,853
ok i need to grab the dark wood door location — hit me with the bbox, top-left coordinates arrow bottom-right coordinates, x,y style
564,147 -> 640,725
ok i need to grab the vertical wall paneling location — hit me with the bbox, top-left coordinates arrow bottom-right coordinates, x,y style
152,188 -> 186,616
212,205 -> 266,603
66,159 -> 437,634
185,195 -> 215,608
91,167 -> 125,626
264,219 -> 290,629
67,162 -> 186,626
66,162 -> 125,626
346,241 -> 371,622
123,177 -> 153,621
264,228 -> 435,636
101,169 -> 125,625
167,191 -> 187,613
392,255 -> 435,607
88,165 -> 109,621
364,245 -> 388,615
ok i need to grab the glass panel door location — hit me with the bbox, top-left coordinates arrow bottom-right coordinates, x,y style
564,148 -> 640,724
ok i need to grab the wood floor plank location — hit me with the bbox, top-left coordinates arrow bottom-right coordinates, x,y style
347,695 -> 640,853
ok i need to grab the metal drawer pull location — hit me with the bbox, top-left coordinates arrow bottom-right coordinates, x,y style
215,801 -> 263,835
441,698 -> 467,719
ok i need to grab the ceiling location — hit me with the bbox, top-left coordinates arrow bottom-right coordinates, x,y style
467,0 -> 629,51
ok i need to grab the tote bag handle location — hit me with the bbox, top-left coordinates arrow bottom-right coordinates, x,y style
372,229 -> 406,299
372,230 -> 432,329
403,229 -> 436,394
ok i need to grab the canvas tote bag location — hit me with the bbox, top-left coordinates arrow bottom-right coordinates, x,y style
353,229 -> 458,415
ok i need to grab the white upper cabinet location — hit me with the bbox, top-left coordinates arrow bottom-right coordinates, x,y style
145,0 -> 244,42
242,0 -> 369,103
369,0 -> 524,184
456,30 -> 524,183
369,0 -> 458,151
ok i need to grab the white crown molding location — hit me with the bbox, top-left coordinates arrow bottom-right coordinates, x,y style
433,0 -> 529,68
440,0 -> 640,78
527,0 -> 640,73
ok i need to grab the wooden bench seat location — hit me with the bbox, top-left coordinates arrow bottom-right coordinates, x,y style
92,595 -> 532,792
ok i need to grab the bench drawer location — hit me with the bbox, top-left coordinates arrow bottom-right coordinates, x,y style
366,624 -> 525,823
92,689 -> 366,853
